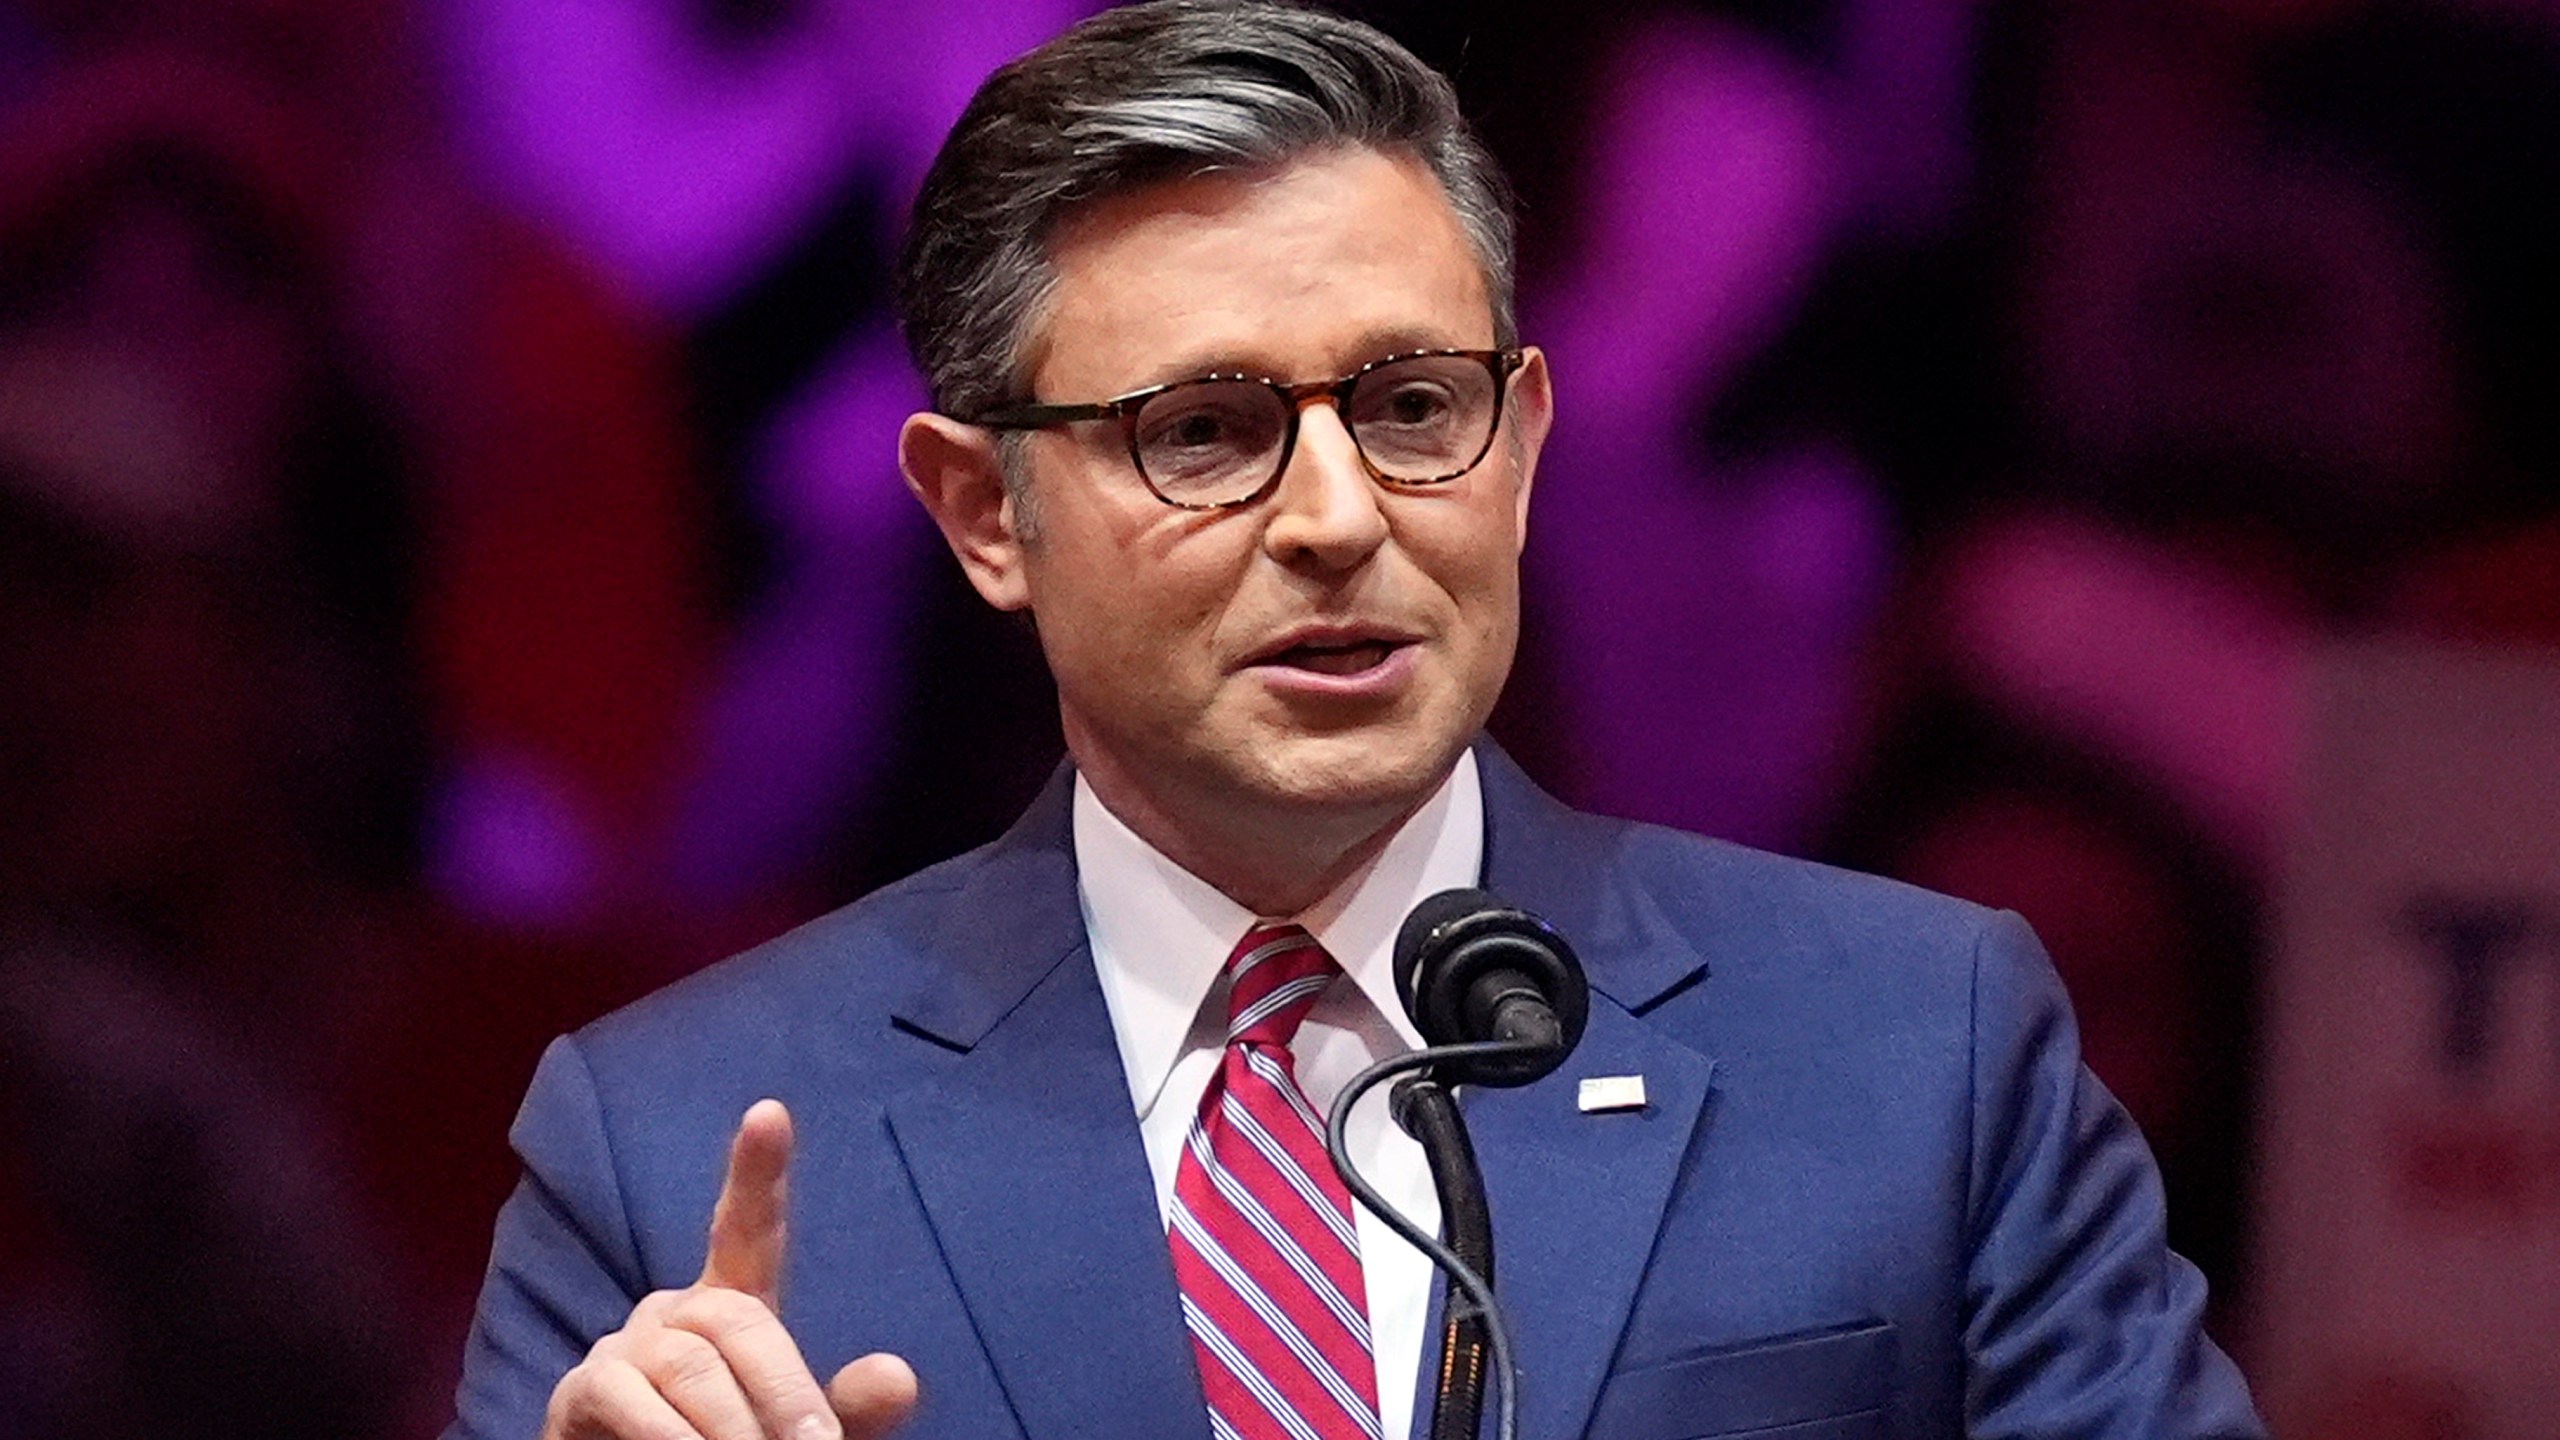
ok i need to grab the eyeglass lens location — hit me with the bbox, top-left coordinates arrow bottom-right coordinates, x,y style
1131,353 -> 1501,504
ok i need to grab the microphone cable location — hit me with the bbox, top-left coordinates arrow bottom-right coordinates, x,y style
1324,1037 -> 1550,1440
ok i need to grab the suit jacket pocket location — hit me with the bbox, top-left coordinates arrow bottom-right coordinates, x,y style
1584,1319 -> 1895,1440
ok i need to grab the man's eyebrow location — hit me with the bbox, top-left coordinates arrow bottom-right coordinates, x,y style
1345,326 -> 1483,362
1137,327 -> 1487,387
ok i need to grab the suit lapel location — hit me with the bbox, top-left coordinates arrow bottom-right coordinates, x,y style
882,770 -> 1211,1440
879,748 -> 1718,1440
1467,744 -> 1720,1440
1459,1002 -> 1713,1440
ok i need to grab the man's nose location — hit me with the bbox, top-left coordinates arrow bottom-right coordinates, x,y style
1261,401 -> 1390,568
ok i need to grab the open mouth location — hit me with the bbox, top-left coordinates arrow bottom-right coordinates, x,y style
1271,640 -> 1398,675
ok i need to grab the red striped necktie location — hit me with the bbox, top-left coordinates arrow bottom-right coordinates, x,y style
1169,924 -> 1385,1440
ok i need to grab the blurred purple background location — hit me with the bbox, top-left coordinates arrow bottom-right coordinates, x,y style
1,1 -> 2554,1436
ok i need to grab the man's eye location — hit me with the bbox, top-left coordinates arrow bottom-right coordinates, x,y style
1391,386 -> 1452,424
1140,387 -> 1275,453
1159,410 -> 1234,448
1362,381 -> 1457,429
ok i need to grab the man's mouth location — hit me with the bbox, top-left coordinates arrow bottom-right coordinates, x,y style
1248,624 -> 1419,680
1273,640 -> 1397,675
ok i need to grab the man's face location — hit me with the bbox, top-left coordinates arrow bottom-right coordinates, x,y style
946,147 -> 1550,864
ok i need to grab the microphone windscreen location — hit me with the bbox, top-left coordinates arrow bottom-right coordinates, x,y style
1394,887 -> 1589,1086
1394,886 -> 1503,1013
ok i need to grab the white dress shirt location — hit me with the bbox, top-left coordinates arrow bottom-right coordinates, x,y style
1076,752 -> 1482,1440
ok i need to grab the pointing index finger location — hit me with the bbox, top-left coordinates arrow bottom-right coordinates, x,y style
700,1098 -> 793,1309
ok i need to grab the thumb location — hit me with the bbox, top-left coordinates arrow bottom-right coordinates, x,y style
698,1098 -> 793,1308
829,1353 -> 920,1440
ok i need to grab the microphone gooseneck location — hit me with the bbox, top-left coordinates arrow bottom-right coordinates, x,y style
1392,1078 -> 1494,1440
1324,888 -> 1590,1440
1325,1043 -> 1523,1440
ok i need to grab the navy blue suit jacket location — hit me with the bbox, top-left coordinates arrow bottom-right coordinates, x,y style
447,747 -> 2264,1439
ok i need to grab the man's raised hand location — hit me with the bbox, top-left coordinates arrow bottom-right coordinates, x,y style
543,1100 -> 920,1440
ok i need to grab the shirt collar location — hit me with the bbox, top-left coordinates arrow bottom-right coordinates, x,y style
1075,750 -> 1484,1121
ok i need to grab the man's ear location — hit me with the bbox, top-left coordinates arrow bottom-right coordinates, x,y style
1508,346 -> 1555,547
900,412 -> 1033,612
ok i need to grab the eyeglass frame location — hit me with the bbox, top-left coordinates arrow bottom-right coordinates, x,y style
966,346 -> 1529,511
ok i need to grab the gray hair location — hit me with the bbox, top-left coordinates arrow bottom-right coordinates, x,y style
895,0 -> 1518,425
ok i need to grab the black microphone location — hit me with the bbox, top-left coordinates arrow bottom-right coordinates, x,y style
1328,889 -> 1588,1440
1394,887 -> 1589,1088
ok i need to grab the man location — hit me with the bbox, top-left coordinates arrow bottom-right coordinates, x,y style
449,4 -> 2266,1439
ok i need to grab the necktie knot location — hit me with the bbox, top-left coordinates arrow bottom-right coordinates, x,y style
1223,923 -> 1337,1050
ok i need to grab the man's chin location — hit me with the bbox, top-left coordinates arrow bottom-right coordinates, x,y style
1237,729 -> 1466,819
1066,702 -> 1477,844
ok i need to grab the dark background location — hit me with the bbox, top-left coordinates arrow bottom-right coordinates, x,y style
1,0 -> 2553,1435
